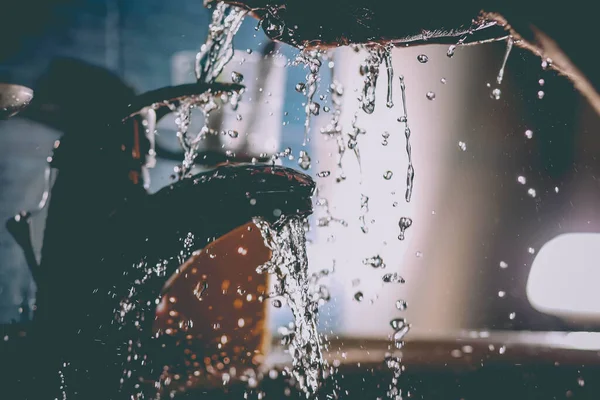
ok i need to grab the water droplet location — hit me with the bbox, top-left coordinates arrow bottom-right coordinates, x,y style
193,281 -> 208,301
272,299 -> 282,308
517,176 -> 527,185
538,78 -> 545,86
382,273 -> 405,284
440,77 -> 447,84
447,45 -> 456,58
323,106 -> 330,112
398,217 -> 413,240
363,255 -> 385,269
527,188 -> 537,198
426,91 -> 436,100
458,141 -> 467,151
352,279 -> 361,287
383,171 -> 393,180
236,114 -> 243,121
525,129 -> 533,139
246,48 -> 253,54
390,318 -> 407,330
417,54 -> 429,63
415,251 -> 423,258
231,71 -> 244,83
393,325 -> 410,345
317,171 -> 331,178
578,377 -> 585,387
395,300 -> 407,310
500,261 -> 508,269
509,312 -> 516,320
555,186 -> 560,193
309,102 -> 320,116
537,90 -> 545,99
528,247 -> 535,254
238,318 -> 246,327
541,58 -> 552,70
499,345 -> 507,354
354,292 -> 364,302
491,88 -> 501,100
228,130 -> 239,138
295,82 -> 306,93
298,150 -> 311,170
498,291 -> 506,298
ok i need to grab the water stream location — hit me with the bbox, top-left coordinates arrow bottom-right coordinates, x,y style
295,49 -> 323,146
253,217 -> 325,397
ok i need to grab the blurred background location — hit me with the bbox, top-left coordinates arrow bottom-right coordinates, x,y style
1,0 -> 599,342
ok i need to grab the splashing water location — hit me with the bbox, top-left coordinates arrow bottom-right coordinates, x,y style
253,217 -> 325,397
359,46 -> 386,114
385,355 -> 404,400
382,273 -> 405,284
490,36 -> 514,99
348,112 -> 366,174
315,196 -> 348,228
363,255 -> 386,269
195,3 -> 247,83
383,45 -> 395,108
398,76 -> 415,202
320,80 -> 347,182
496,37 -> 514,85
359,194 -> 370,234
298,150 -> 312,170
170,3 -> 246,177
295,49 -> 322,146
172,94 -> 222,178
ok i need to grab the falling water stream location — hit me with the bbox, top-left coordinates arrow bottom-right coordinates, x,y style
111,4 -> 522,400
253,217 -> 325,397
175,2 -> 247,177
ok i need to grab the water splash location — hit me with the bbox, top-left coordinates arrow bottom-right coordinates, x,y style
359,46 -> 386,114
363,255 -> 386,269
295,49 -> 322,146
446,21 -> 478,58
359,194 -> 370,234
195,3 -> 247,83
496,37 -> 514,85
382,273 -> 405,284
383,45 -> 395,108
298,150 -> 312,170
395,300 -> 407,310
398,76 -> 415,202
253,217 -> 324,397
172,94 -> 221,178
385,355 -> 403,400
320,80 -> 347,183
348,113 -> 365,175
315,200 -> 348,229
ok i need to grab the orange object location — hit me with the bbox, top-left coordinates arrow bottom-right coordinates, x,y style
153,221 -> 272,392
